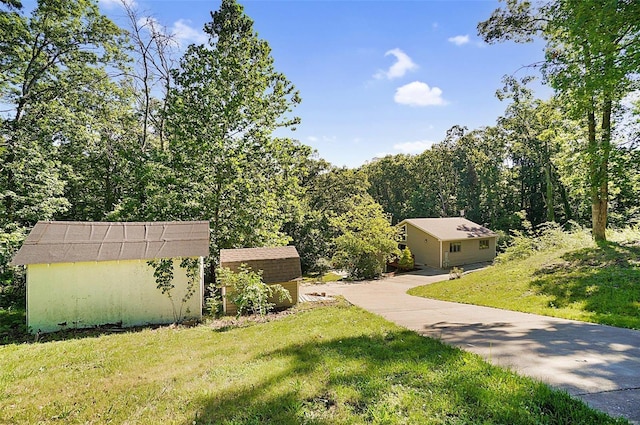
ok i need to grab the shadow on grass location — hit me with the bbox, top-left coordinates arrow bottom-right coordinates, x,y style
530,241 -> 640,329
187,328 -> 622,425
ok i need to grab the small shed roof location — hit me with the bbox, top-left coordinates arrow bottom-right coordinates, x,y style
10,221 -> 210,266
220,246 -> 301,283
401,217 -> 497,241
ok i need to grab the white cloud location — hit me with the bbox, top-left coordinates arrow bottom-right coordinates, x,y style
306,135 -> 336,144
393,140 -> 435,154
394,81 -> 446,106
99,0 -> 136,9
448,35 -> 470,46
172,19 -> 208,46
374,48 -> 418,80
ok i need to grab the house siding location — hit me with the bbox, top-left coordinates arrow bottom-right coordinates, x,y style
442,238 -> 496,267
26,258 -> 203,333
404,223 -> 441,267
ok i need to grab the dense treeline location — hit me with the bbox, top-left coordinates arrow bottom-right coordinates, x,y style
361,82 -> 640,233
1,0 -> 639,306
0,0 -> 400,305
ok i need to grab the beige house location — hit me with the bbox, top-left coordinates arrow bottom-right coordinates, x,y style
10,221 -> 210,333
219,246 -> 301,315
397,218 -> 497,269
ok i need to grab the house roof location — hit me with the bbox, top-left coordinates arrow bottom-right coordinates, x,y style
219,246 -> 301,283
10,221 -> 210,266
400,217 -> 497,241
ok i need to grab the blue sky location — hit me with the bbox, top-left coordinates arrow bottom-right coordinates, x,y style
98,0 -> 548,168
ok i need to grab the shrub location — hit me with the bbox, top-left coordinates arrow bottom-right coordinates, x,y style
397,247 -> 414,270
449,266 -> 464,280
0,226 -> 27,309
313,257 -> 332,278
217,265 -> 291,317
496,221 -> 591,263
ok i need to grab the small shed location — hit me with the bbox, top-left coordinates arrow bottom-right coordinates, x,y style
10,221 -> 210,333
219,246 -> 301,315
397,217 -> 497,268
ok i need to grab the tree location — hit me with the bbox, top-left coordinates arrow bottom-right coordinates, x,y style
0,0 -> 128,303
362,154 -> 416,224
165,0 -> 303,276
119,0 -> 177,150
284,165 -> 373,274
479,0 -> 640,241
331,195 -> 399,280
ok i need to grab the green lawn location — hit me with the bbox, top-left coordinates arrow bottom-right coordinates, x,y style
0,301 -> 626,424
408,231 -> 640,330
301,271 -> 344,284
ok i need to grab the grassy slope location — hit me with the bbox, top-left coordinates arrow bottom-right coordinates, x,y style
0,302 -> 625,425
409,231 -> 640,330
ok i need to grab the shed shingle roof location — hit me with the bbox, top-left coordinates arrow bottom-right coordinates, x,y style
219,246 -> 301,283
10,221 -> 210,265
220,246 -> 299,263
401,217 -> 497,241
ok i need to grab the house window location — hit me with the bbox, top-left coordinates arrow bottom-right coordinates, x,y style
399,225 -> 407,242
399,244 -> 407,250
479,239 -> 489,250
450,242 -> 461,253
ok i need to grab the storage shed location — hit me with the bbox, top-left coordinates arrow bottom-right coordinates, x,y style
219,246 -> 301,315
10,221 -> 210,333
397,217 -> 497,269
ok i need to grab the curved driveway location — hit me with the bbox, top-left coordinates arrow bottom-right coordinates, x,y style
302,267 -> 640,424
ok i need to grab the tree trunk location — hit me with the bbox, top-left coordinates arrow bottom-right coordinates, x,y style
592,99 -> 612,242
587,97 -> 612,242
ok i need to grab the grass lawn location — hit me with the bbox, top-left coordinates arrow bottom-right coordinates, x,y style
0,301 -> 626,424
408,231 -> 640,330
301,271 -> 343,284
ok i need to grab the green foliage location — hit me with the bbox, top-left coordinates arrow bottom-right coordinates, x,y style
147,257 -> 200,323
497,221 -> 592,263
479,0 -> 640,241
313,257 -> 332,278
0,226 -> 26,308
165,0 -> 303,266
218,265 -> 291,317
331,195 -> 399,280
397,247 -> 414,270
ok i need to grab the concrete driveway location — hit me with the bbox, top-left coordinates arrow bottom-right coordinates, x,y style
301,267 -> 640,424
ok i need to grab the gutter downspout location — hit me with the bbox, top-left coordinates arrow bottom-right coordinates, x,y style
439,240 -> 442,269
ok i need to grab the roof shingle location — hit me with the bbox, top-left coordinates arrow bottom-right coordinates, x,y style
10,221 -> 210,265
402,217 -> 497,241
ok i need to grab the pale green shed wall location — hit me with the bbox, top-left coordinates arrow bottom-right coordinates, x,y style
26,258 -> 203,333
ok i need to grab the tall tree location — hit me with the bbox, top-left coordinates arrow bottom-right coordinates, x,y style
165,0 -> 303,274
0,0 -> 127,225
479,0 -> 640,241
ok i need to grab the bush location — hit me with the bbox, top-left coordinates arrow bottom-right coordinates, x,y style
313,257 -> 332,278
205,286 -> 223,318
217,265 -> 291,317
397,247 -> 414,270
0,226 -> 27,309
496,221 -> 591,263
